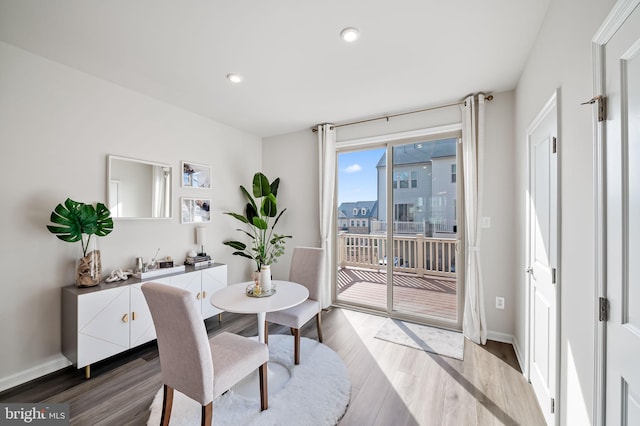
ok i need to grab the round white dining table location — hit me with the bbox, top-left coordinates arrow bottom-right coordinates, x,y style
210,280 -> 309,343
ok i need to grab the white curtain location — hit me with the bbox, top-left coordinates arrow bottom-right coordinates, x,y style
461,94 -> 487,345
318,124 -> 336,308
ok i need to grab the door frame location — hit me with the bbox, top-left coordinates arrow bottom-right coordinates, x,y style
524,89 -> 561,425
333,123 -> 465,330
591,0 -> 640,426
592,1 -> 640,424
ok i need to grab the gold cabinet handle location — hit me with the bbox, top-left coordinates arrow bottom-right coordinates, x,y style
122,313 -> 129,323
196,292 -> 201,300
202,291 -> 207,299
132,311 -> 137,321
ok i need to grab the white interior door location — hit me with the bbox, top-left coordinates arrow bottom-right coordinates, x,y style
527,94 -> 558,426
604,2 -> 640,424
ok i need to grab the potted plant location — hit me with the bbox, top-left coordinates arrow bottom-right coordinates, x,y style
223,172 -> 291,292
47,198 -> 114,287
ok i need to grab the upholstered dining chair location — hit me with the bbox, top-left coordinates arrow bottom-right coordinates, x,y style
142,282 -> 268,426
265,246 -> 324,365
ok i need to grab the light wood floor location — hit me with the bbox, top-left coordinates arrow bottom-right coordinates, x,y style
338,267 -> 458,320
0,308 -> 544,425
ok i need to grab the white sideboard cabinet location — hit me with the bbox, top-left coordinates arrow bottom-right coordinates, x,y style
62,263 -> 227,378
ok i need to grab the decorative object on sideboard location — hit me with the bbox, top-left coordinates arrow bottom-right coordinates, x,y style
195,226 -> 207,256
47,198 -> 113,287
223,172 -> 291,293
105,269 -> 133,283
181,161 -> 211,189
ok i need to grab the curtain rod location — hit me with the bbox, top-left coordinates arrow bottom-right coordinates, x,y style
312,94 -> 493,132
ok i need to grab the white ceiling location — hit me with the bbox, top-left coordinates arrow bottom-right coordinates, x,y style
0,0 -> 550,138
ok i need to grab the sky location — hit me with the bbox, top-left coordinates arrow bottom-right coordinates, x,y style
337,148 -> 385,205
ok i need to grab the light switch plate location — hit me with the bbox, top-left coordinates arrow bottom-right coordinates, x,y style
481,216 -> 491,228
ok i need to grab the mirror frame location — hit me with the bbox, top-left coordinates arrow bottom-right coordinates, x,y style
107,155 -> 173,220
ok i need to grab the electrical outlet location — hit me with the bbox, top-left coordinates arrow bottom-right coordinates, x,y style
481,216 -> 492,228
496,297 -> 505,309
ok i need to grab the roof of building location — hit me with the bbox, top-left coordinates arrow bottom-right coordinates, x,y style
376,138 -> 457,167
338,201 -> 378,219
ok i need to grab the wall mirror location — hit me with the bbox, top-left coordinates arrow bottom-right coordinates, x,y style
107,155 -> 172,219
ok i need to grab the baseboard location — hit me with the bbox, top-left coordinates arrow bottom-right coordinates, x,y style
0,354 -> 72,393
487,330 -> 513,344
512,336 -> 526,375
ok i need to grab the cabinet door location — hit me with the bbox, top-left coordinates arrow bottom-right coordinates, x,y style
201,265 -> 227,319
77,286 -> 129,367
156,272 -> 202,311
130,283 -> 156,347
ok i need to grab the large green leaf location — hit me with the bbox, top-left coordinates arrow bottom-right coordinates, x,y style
245,203 -> 258,225
252,172 -> 271,198
46,198 -> 96,242
240,185 -> 257,212
223,240 -> 247,250
94,203 -> 113,237
252,217 -> 268,230
270,177 -> 280,197
224,212 -> 248,224
261,193 -> 277,218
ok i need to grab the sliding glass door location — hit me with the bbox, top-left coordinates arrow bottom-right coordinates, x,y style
335,137 -> 461,326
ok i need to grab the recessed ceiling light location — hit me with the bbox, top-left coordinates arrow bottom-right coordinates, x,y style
226,73 -> 243,83
340,27 -> 360,43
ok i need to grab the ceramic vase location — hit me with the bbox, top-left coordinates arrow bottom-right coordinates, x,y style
260,265 -> 272,293
76,234 -> 101,287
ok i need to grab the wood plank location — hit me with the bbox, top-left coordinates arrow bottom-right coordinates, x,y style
0,309 -> 544,426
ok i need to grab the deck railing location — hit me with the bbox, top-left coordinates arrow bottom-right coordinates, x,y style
370,220 -> 426,235
337,232 -> 457,278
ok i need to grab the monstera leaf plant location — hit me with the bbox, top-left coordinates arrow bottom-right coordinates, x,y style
47,198 -> 113,286
47,198 -> 114,255
223,172 -> 291,272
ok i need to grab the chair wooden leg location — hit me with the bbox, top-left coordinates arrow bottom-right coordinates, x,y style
201,402 -> 212,426
264,321 -> 269,345
258,362 -> 268,411
293,328 -> 301,365
290,327 -> 295,336
316,312 -> 323,343
161,384 -> 174,426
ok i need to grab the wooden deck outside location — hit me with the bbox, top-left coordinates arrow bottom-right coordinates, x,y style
337,267 -> 459,321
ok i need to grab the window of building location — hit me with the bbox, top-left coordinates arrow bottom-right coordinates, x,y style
411,171 -> 418,188
350,220 -> 355,226
353,208 -> 358,215
451,164 -> 457,183
357,220 -> 361,227
361,208 -> 367,215
393,171 -> 410,189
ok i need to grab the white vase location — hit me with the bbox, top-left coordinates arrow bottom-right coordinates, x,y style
260,265 -> 272,293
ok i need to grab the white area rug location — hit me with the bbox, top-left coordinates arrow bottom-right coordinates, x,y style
147,335 -> 350,425
374,318 -> 464,360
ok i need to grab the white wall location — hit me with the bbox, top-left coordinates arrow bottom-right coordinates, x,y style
513,0 -> 616,423
0,42 -> 262,389
262,129 -> 320,279
263,92 -> 517,338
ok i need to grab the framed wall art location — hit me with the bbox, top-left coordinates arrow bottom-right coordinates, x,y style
182,161 -> 211,189
181,198 -> 211,224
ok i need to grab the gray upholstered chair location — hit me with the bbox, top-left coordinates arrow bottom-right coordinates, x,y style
142,282 -> 268,426
265,246 -> 324,364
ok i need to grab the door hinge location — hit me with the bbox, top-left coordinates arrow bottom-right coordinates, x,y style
599,297 -> 608,322
552,268 -> 557,284
551,397 -> 555,414
581,95 -> 607,122
552,137 -> 557,154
